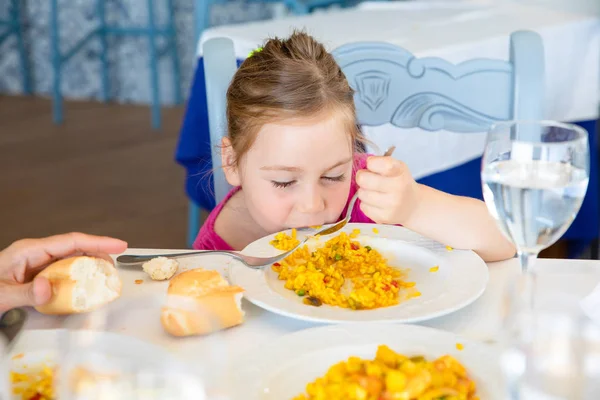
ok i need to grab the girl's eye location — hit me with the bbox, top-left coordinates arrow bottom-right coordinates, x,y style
322,174 -> 346,183
271,180 -> 295,189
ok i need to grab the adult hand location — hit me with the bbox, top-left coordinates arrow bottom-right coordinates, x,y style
0,233 -> 127,312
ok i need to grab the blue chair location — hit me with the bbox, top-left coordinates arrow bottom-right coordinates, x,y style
186,31 -> 545,247
0,0 -> 32,94
50,0 -> 182,130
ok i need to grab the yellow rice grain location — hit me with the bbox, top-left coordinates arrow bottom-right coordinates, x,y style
293,345 -> 480,400
271,228 -> 300,250
11,364 -> 55,400
271,231 -> 416,310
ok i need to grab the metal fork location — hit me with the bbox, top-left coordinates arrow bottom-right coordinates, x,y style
116,200 -> 355,270
117,147 -> 395,269
117,220 -> 342,269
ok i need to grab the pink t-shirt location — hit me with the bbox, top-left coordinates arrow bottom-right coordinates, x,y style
193,153 -> 375,250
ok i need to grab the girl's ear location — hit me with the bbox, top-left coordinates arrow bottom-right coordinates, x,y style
221,137 -> 241,187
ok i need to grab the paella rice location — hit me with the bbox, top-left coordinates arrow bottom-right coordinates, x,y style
271,229 -> 301,251
293,344 -> 479,400
270,230 -> 418,310
11,363 -> 56,400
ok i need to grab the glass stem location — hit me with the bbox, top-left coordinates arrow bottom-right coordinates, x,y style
517,251 -> 538,274
518,251 -> 539,312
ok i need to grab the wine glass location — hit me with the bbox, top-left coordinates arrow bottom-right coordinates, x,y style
501,270 -> 600,399
56,293 -> 229,400
481,120 -> 590,273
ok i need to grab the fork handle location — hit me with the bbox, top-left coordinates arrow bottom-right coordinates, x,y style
116,250 -> 239,266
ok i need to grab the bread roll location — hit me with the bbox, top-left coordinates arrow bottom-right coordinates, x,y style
161,269 -> 244,336
142,257 -> 179,280
35,256 -> 122,315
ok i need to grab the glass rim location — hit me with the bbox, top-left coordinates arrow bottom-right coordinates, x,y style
489,119 -> 589,145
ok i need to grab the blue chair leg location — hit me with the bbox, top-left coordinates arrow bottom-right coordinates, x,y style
50,0 -> 63,124
97,0 -> 110,102
194,0 -> 212,46
167,0 -> 182,105
12,0 -> 32,94
146,0 -> 161,130
187,200 -> 201,248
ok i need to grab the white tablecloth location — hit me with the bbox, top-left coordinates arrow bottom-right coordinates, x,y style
199,0 -> 600,178
22,251 -> 600,364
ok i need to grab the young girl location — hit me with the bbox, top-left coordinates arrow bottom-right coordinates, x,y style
193,32 -> 515,262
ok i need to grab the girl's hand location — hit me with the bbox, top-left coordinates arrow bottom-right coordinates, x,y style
356,156 -> 421,225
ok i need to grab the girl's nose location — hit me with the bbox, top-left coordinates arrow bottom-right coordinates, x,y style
297,186 -> 325,214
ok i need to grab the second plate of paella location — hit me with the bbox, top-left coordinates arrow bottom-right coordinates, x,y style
228,223 -> 488,323
231,323 -> 502,399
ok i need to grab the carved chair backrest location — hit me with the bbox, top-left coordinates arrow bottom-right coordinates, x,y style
332,31 -> 544,133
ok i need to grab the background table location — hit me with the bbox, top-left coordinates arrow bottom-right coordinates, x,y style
176,0 -> 600,250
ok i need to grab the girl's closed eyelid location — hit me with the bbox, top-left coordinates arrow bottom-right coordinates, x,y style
271,180 -> 296,189
269,173 -> 346,189
322,174 -> 346,182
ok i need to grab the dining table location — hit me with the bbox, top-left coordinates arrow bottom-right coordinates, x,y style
19,250 -> 600,363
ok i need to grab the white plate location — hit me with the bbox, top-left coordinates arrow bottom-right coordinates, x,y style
231,323 -> 503,400
229,223 -> 489,323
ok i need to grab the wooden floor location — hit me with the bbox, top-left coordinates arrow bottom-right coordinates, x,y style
0,96 -> 191,249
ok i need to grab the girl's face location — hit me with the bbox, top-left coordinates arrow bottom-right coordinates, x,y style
225,112 -> 353,234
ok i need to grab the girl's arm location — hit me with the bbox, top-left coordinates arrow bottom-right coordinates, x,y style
357,156 -> 516,262
403,184 -> 516,262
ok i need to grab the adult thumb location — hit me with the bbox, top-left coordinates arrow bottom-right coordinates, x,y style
0,276 -> 52,311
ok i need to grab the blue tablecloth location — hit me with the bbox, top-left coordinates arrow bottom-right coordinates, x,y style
176,58 -> 599,247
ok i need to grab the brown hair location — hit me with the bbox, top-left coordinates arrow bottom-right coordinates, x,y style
225,31 -> 363,166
